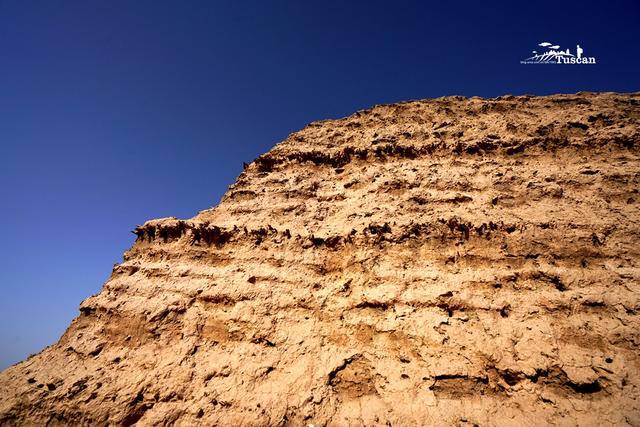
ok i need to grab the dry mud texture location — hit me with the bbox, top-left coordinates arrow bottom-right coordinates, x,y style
1,92 -> 640,426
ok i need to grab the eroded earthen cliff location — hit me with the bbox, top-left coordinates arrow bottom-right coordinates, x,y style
1,92 -> 639,426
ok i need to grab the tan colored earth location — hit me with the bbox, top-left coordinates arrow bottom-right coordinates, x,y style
1,92 -> 639,426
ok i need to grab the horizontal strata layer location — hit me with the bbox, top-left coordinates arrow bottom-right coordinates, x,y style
260,92 -> 639,153
200,146 -> 639,244
132,216 -> 594,247
251,134 -> 638,173
1,92 -> 639,426
128,218 -> 640,278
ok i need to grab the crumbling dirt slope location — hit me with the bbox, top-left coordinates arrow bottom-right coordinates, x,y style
1,92 -> 639,426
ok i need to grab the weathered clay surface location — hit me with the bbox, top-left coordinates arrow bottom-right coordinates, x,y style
1,92 -> 639,426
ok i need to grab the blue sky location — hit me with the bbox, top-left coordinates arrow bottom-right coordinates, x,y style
0,0 -> 638,369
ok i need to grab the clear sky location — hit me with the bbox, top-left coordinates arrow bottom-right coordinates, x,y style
0,0 -> 638,369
